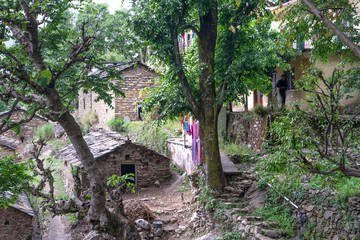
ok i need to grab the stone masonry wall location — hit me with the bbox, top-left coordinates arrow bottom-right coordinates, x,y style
97,142 -> 170,188
0,207 -> 33,240
227,112 -> 268,152
292,184 -> 360,239
114,65 -> 157,121
0,110 -> 48,143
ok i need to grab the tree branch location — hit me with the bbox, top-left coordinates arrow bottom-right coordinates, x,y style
301,0 -> 360,58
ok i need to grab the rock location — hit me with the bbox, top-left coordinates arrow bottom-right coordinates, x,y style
255,233 -> 276,240
139,197 -> 156,201
304,205 -> 315,212
224,186 -> 236,192
154,228 -> 163,237
83,231 -> 116,240
178,225 -> 187,232
324,210 -> 333,219
194,232 -> 222,240
191,212 -> 198,222
153,220 -> 163,229
154,180 -> 160,187
135,219 -> 151,231
262,229 -> 281,238
332,235 -> 340,240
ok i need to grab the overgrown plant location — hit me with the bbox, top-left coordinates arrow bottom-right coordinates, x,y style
266,67 -> 360,180
106,117 -> 126,133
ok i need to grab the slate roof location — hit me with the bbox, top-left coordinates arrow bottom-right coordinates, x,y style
0,135 -> 19,150
90,61 -> 155,79
4,192 -> 35,217
57,129 -> 128,167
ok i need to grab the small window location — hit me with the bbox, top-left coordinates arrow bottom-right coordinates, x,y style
4,220 -> 9,225
125,154 -> 130,160
286,69 -> 295,90
83,99 -> 86,110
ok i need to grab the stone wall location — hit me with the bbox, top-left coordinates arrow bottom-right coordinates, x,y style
167,138 -> 196,175
97,142 -> 170,188
0,110 -> 48,143
227,112 -> 268,152
292,184 -> 360,239
114,65 -> 157,121
60,141 -> 171,194
0,206 -> 33,240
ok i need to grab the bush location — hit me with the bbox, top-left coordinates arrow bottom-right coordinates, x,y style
80,110 -> 98,133
33,123 -> 56,141
253,104 -> 270,117
107,117 -> 126,133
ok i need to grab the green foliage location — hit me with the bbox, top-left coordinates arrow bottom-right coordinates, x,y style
48,139 -> 65,150
125,120 -> 178,155
0,155 -> 33,208
253,190 -> 296,237
177,175 -> 190,193
80,111 -> 98,134
170,163 -> 184,175
220,141 -> 253,156
221,231 -> 244,240
33,123 -> 56,142
106,174 -> 135,193
253,104 -> 270,117
279,0 -> 360,63
107,117 -> 126,133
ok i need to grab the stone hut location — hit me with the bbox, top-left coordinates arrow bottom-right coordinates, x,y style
57,129 -> 171,196
0,135 -> 19,158
0,193 -> 35,240
0,106 -> 48,145
78,62 -> 158,128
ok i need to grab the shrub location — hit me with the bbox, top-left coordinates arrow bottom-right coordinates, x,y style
253,104 -> 270,117
33,123 -> 56,141
107,117 -> 126,133
80,110 -> 98,133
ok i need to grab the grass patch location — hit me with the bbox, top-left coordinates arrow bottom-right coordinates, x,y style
253,191 -> 296,237
171,163 -> 184,175
219,141 -> 253,156
177,175 -> 190,192
48,139 -> 65,149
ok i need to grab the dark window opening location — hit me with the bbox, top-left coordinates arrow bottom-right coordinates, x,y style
137,107 -> 142,121
20,136 -> 25,143
286,69 -> 295,90
125,154 -> 130,160
4,220 -> 9,225
83,99 -> 86,110
121,164 -> 135,184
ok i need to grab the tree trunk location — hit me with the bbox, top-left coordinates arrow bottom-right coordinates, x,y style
44,88 -> 137,238
197,1 -> 226,190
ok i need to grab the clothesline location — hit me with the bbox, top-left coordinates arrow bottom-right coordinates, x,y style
180,115 -> 203,167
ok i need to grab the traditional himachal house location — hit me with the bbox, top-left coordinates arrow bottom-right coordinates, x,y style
0,194 -> 35,240
0,106 -> 48,145
57,129 -> 171,196
78,62 -> 158,128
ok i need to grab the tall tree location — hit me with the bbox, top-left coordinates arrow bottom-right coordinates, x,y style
0,0 -> 136,238
131,0 -> 280,190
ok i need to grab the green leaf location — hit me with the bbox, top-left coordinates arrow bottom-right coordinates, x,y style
37,70 -> 52,88
235,0 -> 241,8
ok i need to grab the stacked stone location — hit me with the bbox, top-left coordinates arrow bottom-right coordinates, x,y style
294,184 -> 360,239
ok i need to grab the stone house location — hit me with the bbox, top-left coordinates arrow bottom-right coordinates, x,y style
0,106 -> 48,147
57,129 -> 171,196
0,194 -> 35,240
78,62 -> 158,128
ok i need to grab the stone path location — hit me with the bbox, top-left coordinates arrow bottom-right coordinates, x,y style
220,150 -> 240,176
